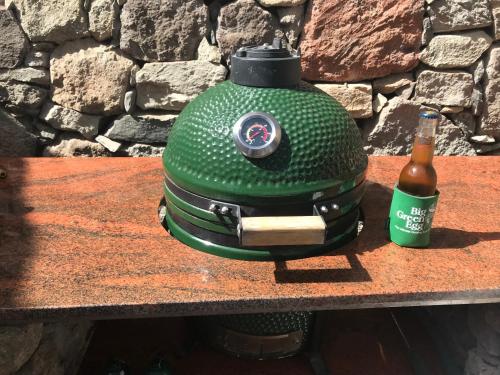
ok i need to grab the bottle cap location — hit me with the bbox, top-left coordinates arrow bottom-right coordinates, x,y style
419,110 -> 440,120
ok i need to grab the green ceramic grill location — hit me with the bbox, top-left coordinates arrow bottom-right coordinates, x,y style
160,38 -> 368,261
197,311 -> 315,360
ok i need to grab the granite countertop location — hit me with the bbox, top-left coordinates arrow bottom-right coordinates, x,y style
0,157 -> 499,322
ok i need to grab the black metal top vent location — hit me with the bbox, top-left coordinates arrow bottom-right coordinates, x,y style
230,38 -> 301,88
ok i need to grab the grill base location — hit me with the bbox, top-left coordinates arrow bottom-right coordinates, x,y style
159,198 -> 362,261
197,312 -> 314,360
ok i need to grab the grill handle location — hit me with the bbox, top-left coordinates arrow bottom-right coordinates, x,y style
239,216 -> 326,247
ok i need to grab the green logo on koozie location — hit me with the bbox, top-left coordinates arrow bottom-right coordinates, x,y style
389,185 -> 439,248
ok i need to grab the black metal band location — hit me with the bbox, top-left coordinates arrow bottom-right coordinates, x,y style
164,168 -> 366,206
165,175 -> 366,222
165,202 -> 360,249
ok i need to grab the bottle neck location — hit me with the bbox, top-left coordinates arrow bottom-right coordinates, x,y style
411,117 -> 437,165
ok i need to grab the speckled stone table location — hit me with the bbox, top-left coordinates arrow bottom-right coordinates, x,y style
0,157 -> 499,322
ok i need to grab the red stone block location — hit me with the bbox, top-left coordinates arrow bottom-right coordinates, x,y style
301,0 -> 423,82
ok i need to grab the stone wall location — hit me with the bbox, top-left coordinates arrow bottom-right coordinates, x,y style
0,0 -> 499,157
0,321 -> 93,375
423,304 -> 500,375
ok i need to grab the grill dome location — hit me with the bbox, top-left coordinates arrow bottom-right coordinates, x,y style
163,80 -> 367,204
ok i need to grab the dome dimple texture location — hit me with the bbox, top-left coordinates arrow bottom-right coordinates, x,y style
203,311 -> 314,336
164,81 -> 367,200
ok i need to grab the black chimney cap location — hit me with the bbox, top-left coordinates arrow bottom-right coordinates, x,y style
230,38 -> 301,88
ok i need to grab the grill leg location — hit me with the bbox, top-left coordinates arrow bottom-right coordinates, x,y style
307,311 -> 331,375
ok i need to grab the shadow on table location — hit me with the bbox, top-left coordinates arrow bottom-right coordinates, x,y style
0,158 -> 34,321
273,182 -> 394,284
425,227 -> 500,250
273,179 -> 500,284
273,254 -> 371,284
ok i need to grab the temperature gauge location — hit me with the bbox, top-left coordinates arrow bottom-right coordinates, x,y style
232,112 -> 281,158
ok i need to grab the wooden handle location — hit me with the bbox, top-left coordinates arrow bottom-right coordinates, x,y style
240,216 -> 326,246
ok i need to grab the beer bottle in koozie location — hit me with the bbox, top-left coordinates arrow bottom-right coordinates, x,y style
398,110 -> 438,196
388,110 -> 440,247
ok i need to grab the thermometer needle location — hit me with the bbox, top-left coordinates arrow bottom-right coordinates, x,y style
249,131 -> 261,140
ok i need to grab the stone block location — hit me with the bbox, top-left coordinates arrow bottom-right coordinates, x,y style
51,39 -> 136,115
136,61 -> 226,111
301,0 -> 422,82
89,0 -> 119,42
10,0 -> 89,43
479,45 -> 500,138
0,109 -> 38,156
123,143 -> 165,157
0,82 -> 47,113
196,38 -> 221,64
44,133 -> 109,157
105,111 -> 177,144
217,0 -> 281,61
95,135 -> 121,153
315,82 -> 373,119
0,323 -> 43,374
364,97 -> 475,155
414,70 -> 474,107
120,0 -> 208,62
39,102 -> 101,139
419,31 -> 492,68
373,73 -> 414,95
15,321 -> 93,375
428,0 -> 492,33
493,1 -> 500,40
0,8 -> 28,68
0,67 -> 50,86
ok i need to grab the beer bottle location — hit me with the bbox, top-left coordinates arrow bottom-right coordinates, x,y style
398,110 -> 439,197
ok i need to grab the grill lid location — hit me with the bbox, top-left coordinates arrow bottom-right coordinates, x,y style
163,80 -> 367,204
230,38 -> 301,88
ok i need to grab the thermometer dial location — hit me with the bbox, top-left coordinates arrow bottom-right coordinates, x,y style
232,112 -> 281,158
